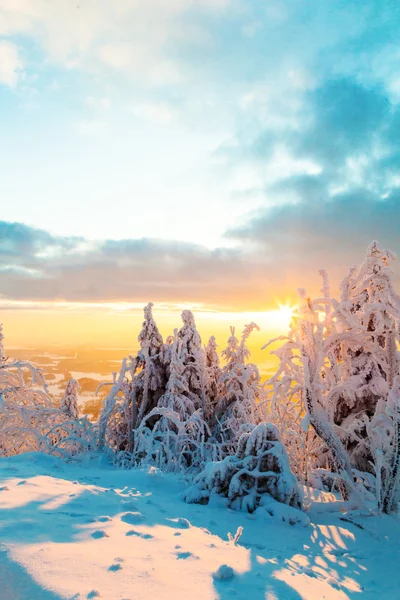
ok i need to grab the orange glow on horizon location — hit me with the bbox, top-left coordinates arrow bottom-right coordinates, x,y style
1,300 -> 296,377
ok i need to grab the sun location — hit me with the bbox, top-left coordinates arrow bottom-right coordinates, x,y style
266,302 -> 296,332
278,303 -> 296,322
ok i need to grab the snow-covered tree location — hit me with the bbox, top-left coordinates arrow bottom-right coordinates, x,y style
98,302 -> 167,451
184,423 -> 302,514
133,302 -> 167,425
214,323 -> 262,454
129,329 -> 210,471
266,243 -> 400,510
262,315 -> 321,484
60,379 -> 80,419
326,242 -> 400,474
204,335 -> 221,419
0,323 -> 7,367
158,331 -> 196,420
0,327 -> 95,458
177,310 -> 207,415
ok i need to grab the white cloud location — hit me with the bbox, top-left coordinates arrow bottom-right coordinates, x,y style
0,40 -> 22,87
131,102 -> 175,123
85,95 -> 111,109
75,118 -> 106,135
0,0 -> 231,82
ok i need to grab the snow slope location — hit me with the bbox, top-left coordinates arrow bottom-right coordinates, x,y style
0,453 -> 397,600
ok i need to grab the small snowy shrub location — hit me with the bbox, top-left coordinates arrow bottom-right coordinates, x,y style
184,423 -> 302,512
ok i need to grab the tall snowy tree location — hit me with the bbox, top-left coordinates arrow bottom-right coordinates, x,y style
60,379 -> 80,419
98,302 -> 167,450
326,242 -> 400,473
214,323 -> 262,454
176,310 -> 207,415
131,329 -> 210,472
204,335 -> 221,419
267,243 -> 400,510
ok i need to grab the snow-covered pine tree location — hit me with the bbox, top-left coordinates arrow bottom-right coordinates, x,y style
267,243 -> 400,509
132,330 -> 210,471
326,242 -> 400,475
204,335 -> 221,419
214,323 -> 262,454
266,284 -> 358,502
158,331 -> 197,420
134,302 -> 167,426
176,310 -> 207,415
98,302 -> 167,451
60,379 -> 80,419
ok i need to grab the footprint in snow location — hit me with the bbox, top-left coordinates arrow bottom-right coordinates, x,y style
108,563 -> 122,572
166,517 -> 191,529
17,480 -> 27,486
121,511 -> 144,525
91,530 -> 109,539
126,530 -> 153,539
301,567 -> 317,578
176,551 -> 198,560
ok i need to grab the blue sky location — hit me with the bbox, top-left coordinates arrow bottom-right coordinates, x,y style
1,0 -> 400,310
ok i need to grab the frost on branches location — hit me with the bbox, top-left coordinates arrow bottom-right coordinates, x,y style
0,326 -> 95,458
60,379 -> 80,419
204,336 -> 221,418
214,323 -> 262,454
266,242 -> 400,512
97,302 -> 168,451
131,327 -> 210,472
98,310 -> 211,471
184,423 -> 302,517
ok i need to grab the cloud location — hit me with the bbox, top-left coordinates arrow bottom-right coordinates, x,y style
0,40 -> 22,86
0,0 -> 231,86
0,220 -> 268,309
1,215 -> 399,312
75,118 -> 107,134
131,102 -> 175,123
220,74 -> 400,296
227,191 -> 400,295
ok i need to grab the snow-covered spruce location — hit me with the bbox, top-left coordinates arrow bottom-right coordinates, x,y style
60,379 -> 80,419
204,335 -> 221,419
129,330 -> 211,472
184,423 -> 302,514
214,323 -> 263,455
263,242 -> 400,511
97,302 -> 168,451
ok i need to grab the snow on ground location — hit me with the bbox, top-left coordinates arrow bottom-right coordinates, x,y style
0,454 -> 397,600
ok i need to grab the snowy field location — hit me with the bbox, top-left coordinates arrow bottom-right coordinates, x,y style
0,453 -> 397,600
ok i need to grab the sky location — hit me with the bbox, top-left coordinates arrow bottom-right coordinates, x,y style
1,0 -> 400,348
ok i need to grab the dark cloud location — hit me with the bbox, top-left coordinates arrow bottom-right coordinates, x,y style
219,72 -> 400,297
227,190 -> 400,295
0,221 -> 269,309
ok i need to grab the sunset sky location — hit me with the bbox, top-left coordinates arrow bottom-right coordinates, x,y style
1,0 -> 400,349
